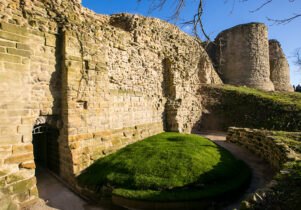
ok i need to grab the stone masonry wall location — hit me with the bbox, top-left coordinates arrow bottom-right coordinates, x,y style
63,13 -> 222,181
0,0 -> 67,208
226,127 -> 288,171
212,23 -> 275,91
269,40 -> 294,92
0,0 -> 295,208
0,0 -> 222,208
226,127 -> 301,210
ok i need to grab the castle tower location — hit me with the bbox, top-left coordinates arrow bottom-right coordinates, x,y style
269,40 -> 294,92
214,23 -> 275,91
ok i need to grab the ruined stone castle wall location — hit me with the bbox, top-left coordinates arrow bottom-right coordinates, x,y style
64,13 -> 222,179
213,23 -> 275,91
0,0 -> 295,208
0,0 -> 222,208
0,0 -> 71,207
269,40 -> 294,92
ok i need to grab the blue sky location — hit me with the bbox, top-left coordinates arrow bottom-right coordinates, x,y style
82,0 -> 301,86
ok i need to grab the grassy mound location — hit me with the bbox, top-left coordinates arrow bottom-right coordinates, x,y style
200,85 -> 301,131
78,132 -> 251,201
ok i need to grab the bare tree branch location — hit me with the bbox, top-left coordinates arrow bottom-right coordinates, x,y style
267,13 -> 301,25
296,48 -> 301,67
139,0 -> 300,43
250,0 -> 273,13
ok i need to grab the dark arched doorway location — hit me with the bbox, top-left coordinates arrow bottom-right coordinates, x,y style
32,124 -> 60,174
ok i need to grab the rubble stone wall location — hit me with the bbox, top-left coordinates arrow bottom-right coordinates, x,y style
269,40 -> 294,92
0,0 -> 222,208
226,127 -> 288,171
0,0 -> 296,208
212,23 -> 275,91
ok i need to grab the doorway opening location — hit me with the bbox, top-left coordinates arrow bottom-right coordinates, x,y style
32,124 -> 60,174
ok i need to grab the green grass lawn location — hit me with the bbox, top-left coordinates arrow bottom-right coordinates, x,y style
78,132 -> 251,201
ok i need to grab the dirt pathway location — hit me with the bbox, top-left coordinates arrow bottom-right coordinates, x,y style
196,131 -> 275,210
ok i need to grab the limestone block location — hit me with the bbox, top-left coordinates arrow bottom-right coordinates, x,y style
4,153 -> 34,164
4,62 -> 28,72
6,173 -> 25,184
0,126 -> 16,136
11,177 -> 36,194
20,161 -> 36,169
0,22 -> 29,36
22,135 -> 32,143
0,53 -> 22,63
17,126 -> 32,135
0,40 -> 15,48
16,43 -> 30,51
0,193 -> 19,210
45,34 -> 56,47
0,30 -> 28,43
12,144 -> 33,154
29,186 -> 38,197
7,48 -> 31,58
21,117 -> 32,125
0,136 -> 21,145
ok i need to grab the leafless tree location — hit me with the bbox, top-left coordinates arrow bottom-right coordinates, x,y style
139,0 -> 301,67
139,0 -> 300,41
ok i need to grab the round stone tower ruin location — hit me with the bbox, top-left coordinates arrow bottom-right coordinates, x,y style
269,40 -> 294,92
214,23 -> 275,91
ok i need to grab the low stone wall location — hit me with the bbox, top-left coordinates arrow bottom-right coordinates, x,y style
226,127 -> 301,209
226,127 -> 288,171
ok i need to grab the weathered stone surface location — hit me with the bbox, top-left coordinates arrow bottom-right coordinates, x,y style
226,127 -> 288,170
0,0 -> 294,208
12,144 -> 33,154
269,40 -> 294,92
29,186 -> 38,197
0,22 -> 28,36
6,173 -> 25,184
0,193 -> 18,210
45,34 -> 56,47
0,30 -> 28,42
0,40 -> 15,48
0,53 -> 22,63
20,161 -> 36,169
0,136 -> 21,145
213,23 -> 274,91
12,178 -> 35,194
7,48 -> 31,58
16,43 -> 30,51
4,153 -> 34,164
